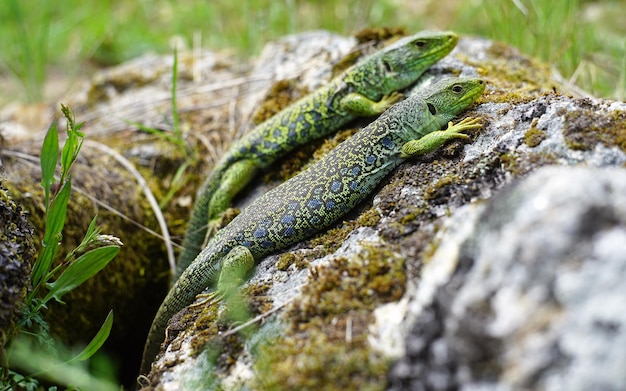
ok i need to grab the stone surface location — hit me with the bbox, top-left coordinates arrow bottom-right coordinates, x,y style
0,185 -> 34,338
143,31 -> 626,390
388,166 -> 626,390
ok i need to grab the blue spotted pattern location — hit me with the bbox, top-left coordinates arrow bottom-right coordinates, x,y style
308,199 -> 323,209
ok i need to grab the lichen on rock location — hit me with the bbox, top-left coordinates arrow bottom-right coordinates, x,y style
388,166 -> 626,391
0,185 -> 35,343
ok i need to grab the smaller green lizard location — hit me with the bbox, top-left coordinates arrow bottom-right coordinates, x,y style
175,31 -> 459,279
141,77 -> 486,375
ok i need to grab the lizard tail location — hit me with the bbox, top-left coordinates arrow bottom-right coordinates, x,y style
139,242 -> 225,374
141,245 -> 223,375
173,163 -> 227,282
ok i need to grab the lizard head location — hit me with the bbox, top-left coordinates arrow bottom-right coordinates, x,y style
418,77 -> 486,125
371,31 -> 458,93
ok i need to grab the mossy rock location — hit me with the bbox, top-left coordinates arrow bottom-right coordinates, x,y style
0,185 -> 35,344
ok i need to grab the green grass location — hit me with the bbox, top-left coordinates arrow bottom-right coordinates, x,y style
0,0 -> 623,103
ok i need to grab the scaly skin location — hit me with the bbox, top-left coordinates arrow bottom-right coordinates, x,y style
175,31 -> 459,279
141,78 -> 486,375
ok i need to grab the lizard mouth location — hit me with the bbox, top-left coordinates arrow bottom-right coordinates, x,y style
428,32 -> 458,59
465,80 -> 486,102
454,79 -> 486,109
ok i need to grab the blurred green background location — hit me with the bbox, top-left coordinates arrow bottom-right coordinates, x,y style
0,0 -> 624,105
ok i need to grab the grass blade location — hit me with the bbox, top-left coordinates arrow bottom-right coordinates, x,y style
31,178 -> 72,287
44,177 -> 71,241
40,121 -> 59,207
43,245 -> 119,304
70,310 -> 114,362
9,335 -> 118,391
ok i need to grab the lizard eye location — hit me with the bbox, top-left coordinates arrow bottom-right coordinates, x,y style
427,103 -> 436,115
452,84 -> 464,93
414,40 -> 427,48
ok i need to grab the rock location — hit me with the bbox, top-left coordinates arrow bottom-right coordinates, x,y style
388,166 -> 626,391
140,31 -> 626,391
0,185 -> 35,341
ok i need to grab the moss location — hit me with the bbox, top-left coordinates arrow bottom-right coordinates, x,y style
352,27 -> 407,45
461,40 -> 558,104
400,207 -> 424,225
499,150 -> 559,177
294,247 -> 405,320
332,27 -> 407,76
356,207 -> 381,227
483,90 -> 537,105
241,281 -> 272,316
250,79 -> 308,125
524,119 -> 547,147
309,225 -> 352,256
178,281 -> 271,378
275,250 -> 314,272
562,103 -> 626,152
0,185 -> 35,343
255,318 -> 390,391
424,174 -> 462,201
486,42 -> 555,93
276,253 -> 296,271
142,281 -> 266,387
254,243 -> 405,390
184,295 -> 247,373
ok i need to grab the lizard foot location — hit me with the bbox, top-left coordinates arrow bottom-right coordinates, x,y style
189,291 -> 222,309
443,116 -> 483,135
400,116 -> 483,158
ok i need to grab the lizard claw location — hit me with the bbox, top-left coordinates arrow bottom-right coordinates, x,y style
189,291 -> 222,309
444,117 -> 483,135
382,91 -> 405,106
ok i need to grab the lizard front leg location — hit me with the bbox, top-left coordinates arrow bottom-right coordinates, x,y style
400,117 -> 483,158
340,91 -> 404,116
216,245 -> 255,296
191,245 -> 255,312
204,159 -> 259,244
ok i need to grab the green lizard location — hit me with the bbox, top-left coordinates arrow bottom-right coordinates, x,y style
175,31 -> 459,279
141,77 -> 486,374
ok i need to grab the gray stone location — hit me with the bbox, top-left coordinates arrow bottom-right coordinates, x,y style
388,166 -> 626,391
147,30 -> 626,389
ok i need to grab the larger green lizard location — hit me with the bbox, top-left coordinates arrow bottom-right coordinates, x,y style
141,77 -> 486,374
175,31 -> 459,279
